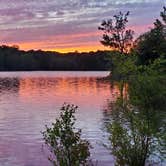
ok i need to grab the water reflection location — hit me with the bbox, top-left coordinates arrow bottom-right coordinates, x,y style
19,77 -> 110,104
0,72 -> 117,166
103,80 -> 166,166
0,77 -> 19,92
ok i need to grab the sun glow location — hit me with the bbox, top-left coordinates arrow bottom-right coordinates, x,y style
4,24 -> 152,53
47,45 -> 110,53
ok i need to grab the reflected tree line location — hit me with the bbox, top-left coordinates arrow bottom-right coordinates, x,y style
105,68 -> 166,165
0,77 -> 20,92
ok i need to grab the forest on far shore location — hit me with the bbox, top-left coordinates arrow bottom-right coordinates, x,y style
0,46 -> 111,71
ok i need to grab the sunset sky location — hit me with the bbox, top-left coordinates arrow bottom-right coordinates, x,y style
0,0 -> 165,53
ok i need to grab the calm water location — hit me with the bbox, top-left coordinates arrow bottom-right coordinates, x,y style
0,71 -> 119,166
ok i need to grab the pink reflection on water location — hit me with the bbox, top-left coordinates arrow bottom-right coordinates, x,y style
0,72 -> 120,166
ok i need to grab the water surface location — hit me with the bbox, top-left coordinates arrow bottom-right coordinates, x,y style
0,71 -> 119,166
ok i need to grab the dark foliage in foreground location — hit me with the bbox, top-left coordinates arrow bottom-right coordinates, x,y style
133,7 -> 166,65
102,7 -> 166,166
42,103 -> 92,166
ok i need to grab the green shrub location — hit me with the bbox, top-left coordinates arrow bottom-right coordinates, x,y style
42,103 -> 91,166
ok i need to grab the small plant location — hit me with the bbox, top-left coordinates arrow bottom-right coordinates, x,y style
42,103 -> 91,166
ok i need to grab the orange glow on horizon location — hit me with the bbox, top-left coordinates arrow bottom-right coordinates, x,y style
47,45 -> 111,53
5,24 -> 152,53
10,41 -> 111,53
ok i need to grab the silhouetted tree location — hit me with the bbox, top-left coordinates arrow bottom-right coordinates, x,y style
98,11 -> 134,54
133,7 -> 166,65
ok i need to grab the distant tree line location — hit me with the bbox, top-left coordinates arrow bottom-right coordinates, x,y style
0,46 -> 111,71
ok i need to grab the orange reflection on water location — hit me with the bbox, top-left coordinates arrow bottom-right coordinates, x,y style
18,76 -> 119,107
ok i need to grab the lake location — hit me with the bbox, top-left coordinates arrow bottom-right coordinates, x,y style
0,71 -> 119,166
